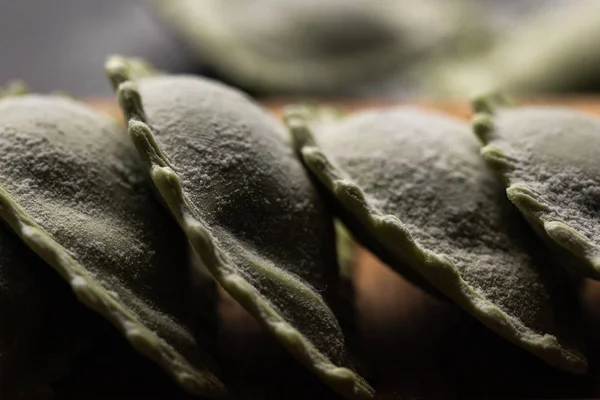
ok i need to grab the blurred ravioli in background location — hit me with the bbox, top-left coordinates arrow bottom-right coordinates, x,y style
107,56 -> 374,400
148,0 -> 491,95
423,1 -> 600,97
286,106 -> 587,373
0,92 -> 225,397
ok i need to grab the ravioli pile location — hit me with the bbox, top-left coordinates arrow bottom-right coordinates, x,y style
0,57 -> 597,398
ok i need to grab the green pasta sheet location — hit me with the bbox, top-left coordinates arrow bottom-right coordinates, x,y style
472,93 -> 600,280
285,105 -> 587,374
0,94 -> 225,397
148,0 -> 487,95
106,56 -> 374,400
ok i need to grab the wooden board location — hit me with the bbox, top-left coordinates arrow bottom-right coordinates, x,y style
78,98 -> 600,399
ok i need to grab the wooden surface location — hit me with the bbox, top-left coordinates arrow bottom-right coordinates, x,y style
72,98 -> 600,399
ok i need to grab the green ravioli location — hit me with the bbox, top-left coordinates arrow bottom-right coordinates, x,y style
0,83 -> 91,399
423,1 -> 600,96
106,56 -> 374,400
148,0 -> 484,94
285,106 -> 587,373
472,94 -> 600,280
0,94 -> 225,397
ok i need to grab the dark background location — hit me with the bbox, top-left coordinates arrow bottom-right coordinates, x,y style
0,0 -> 198,96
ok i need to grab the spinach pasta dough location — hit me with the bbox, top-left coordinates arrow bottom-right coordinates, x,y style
285,106 -> 586,373
106,56 -> 374,400
0,94 -> 224,397
473,94 -> 600,280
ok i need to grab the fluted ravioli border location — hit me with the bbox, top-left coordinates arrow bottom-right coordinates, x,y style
472,92 -> 600,280
106,57 -> 375,400
283,106 -> 587,374
0,182 -> 226,398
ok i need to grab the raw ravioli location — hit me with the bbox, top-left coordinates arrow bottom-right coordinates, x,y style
106,56 -> 374,400
149,0 -> 485,94
472,94 -> 600,280
424,1 -> 600,96
286,106 -> 587,373
0,94 -> 224,397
